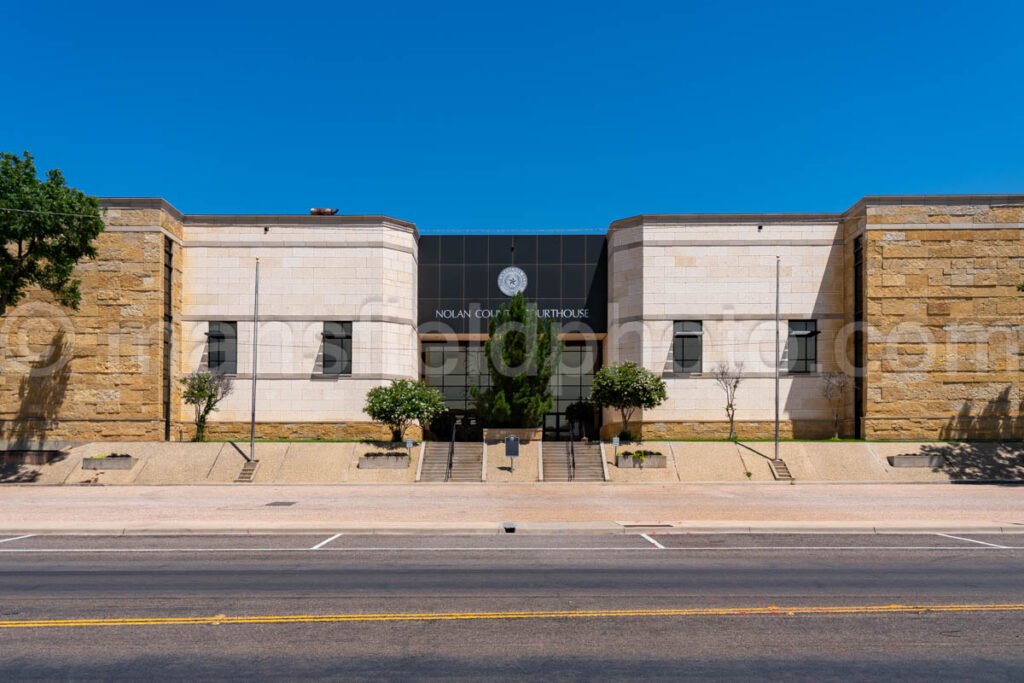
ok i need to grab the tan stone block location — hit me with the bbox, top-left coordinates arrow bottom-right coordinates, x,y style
987,207 -> 1024,223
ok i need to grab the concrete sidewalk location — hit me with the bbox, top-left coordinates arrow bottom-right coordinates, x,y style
2,483 -> 1023,535
5,440 -> 1023,485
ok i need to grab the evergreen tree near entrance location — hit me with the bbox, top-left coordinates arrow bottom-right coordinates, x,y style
473,292 -> 559,427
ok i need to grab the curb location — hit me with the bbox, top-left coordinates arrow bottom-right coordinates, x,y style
1,522 -> 1021,536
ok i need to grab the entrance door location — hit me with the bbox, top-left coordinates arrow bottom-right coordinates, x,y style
543,413 -> 575,441
545,341 -> 600,440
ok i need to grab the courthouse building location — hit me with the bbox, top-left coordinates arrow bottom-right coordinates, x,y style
2,194 -> 1023,445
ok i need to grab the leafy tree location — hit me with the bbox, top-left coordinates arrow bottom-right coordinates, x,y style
821,371 -> 850,439
180,371 -> 233,442
364,379 -> 445,441
565,399 -> 595,439
472,292 -> 559,427
712,363 -> 744,440
590,361 -> 667,441
0,152 -> 105,317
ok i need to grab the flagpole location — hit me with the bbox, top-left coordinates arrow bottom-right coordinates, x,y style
250,258 -> 260,462
774,256 -> 780,462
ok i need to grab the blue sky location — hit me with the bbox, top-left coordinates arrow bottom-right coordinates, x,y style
3,1 -> 1022,231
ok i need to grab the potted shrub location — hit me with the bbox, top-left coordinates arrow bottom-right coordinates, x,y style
82,453 -> 136,470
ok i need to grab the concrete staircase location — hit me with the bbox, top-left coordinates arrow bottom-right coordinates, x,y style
543,442 -> 605,482
419,442 -> 482,482
235,460 -> 259,483
769,458 -> 794,481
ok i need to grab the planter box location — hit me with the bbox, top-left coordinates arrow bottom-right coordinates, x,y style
483,427 -> 541,444
82,456 -> 136,471
888,454 -> 945,468
615,453 -> 667,469
358,453 -> 411,469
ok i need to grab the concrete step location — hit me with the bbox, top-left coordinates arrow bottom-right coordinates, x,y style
769,458 -> 794,481
419,442 -> 482,482
234,460 -> 259,483
542,442 -> 605,482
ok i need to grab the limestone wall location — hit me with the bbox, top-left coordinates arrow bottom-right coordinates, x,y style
0,225 -> 172,445
860,199 -> 1024,440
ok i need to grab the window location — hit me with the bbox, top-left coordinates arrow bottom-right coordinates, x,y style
673,321 -> 702,373
207,322 -> 237,374
322,322 -> 352,375
421,342 -> 489,410
788,320 -> 818,373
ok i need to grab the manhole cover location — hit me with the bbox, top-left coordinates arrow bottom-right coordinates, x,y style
265,501 -> 297,507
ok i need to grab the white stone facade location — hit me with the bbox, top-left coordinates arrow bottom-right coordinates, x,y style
607,215 -> 845,431
178,216 -> 419,426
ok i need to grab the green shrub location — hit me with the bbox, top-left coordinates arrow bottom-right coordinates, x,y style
364,379 -> 445,442
591,362 -> 667,441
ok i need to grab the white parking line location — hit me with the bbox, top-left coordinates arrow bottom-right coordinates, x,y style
0,535 -> 35,545
310,533 -> 343,550
935,533 -> 1010,549
0,545 -> 1017,554
640,533 -> 666,549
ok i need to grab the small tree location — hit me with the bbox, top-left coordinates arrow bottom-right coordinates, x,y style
590,362 -> 667,441
180,371 -> 233,442
364,379 -> 445,441
0,152 -> 105,317
712,363 -> 743,440
473,292 -> 559,427
565,400 -> 595,439
822,371 -> 850,439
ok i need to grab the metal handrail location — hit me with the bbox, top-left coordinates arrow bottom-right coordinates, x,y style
444,421 -> 456,482
567,425 -> 576,482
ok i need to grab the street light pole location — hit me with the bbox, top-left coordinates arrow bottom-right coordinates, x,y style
249,258 -> 260,462
774,255 -> 780,463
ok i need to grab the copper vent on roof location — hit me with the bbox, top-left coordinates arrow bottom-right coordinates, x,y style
309,208 -> 339,216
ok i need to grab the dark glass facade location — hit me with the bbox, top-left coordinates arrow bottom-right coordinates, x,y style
418,234 -> 607,335
418,234 -> 607,439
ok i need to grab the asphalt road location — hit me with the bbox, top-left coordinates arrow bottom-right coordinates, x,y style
1,533 -> 1024,680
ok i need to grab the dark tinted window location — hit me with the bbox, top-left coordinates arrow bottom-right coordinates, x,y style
513,235 -> 538,264
464,236 -> 488,264
787,320 -> 818,373
536,236 -> 561,264
323,321 -> 352,375
418,237 -> 440,264
673,321 -> 702,373
208,321 -> 237,374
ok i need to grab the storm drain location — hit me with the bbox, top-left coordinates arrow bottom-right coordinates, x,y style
265,501 -> 297,507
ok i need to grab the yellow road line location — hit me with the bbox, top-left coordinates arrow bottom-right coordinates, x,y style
2,603 -> 1024,629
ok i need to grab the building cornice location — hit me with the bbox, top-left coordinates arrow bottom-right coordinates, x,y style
98,197 -> 417,236
184,214 -> 417,235
99,197 -> 184,221
841,193 -> 1024,219
608,212 -> 841,232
